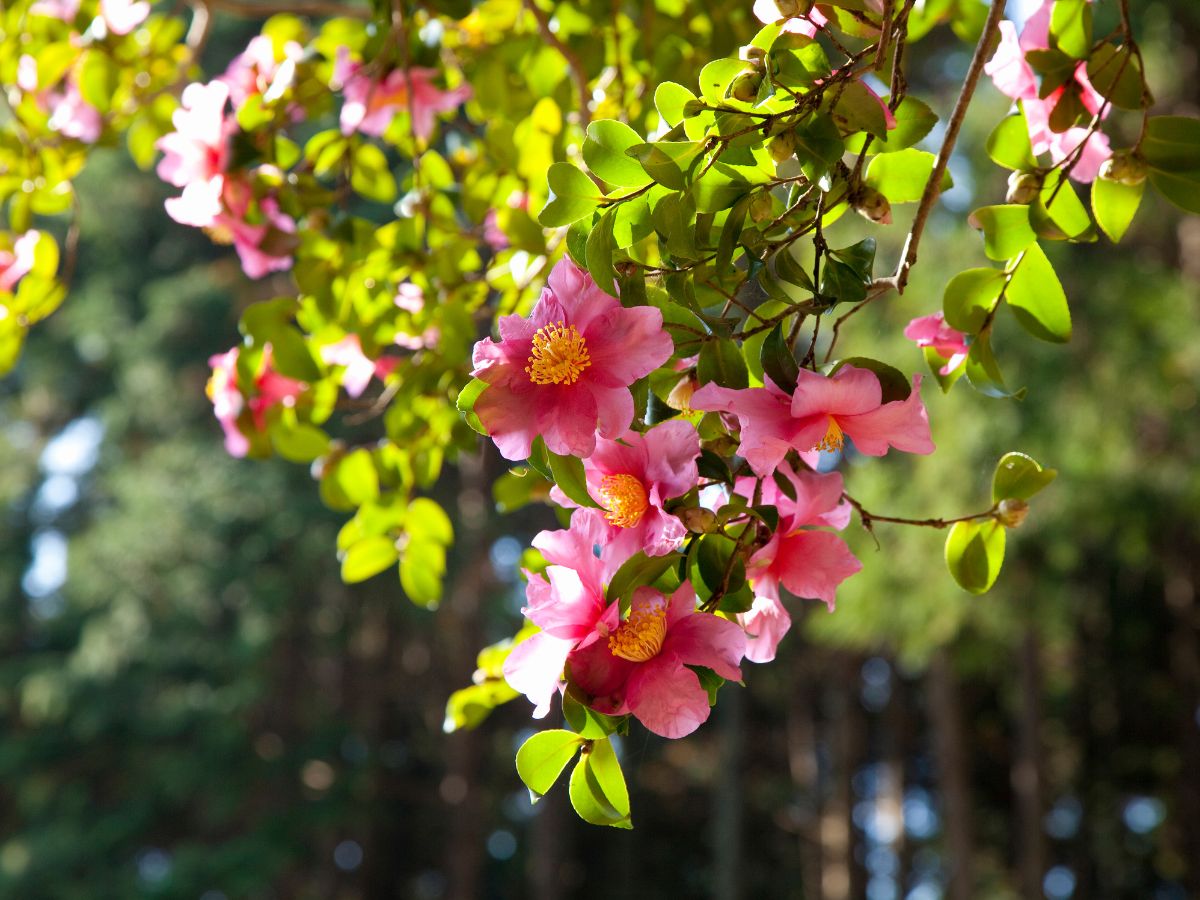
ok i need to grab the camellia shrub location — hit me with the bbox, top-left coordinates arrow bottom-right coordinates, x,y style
2,0 -> 1196,827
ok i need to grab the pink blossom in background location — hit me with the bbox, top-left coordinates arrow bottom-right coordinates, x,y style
220,35 -> 303,111
100,0 -> 150,34
217,194 -> 296,279
334,50 -> 472,140
567,584 -> 745,739
752,0 -> 828,38
0,231 -> 40,293
984,0 -> 1111,182
692,365 -> 934,475
394,282 -> 425,313
319,334 -> 398,398
551,419 -> 699,558
17,56 -> 39,94
47,80 -> 102,143
904,312 -> 969,375
731,467 -> 861,661
29,0 -> 80,21
206,345 -> 306,457
470,258 -> 673,460
157,81 -> 234,221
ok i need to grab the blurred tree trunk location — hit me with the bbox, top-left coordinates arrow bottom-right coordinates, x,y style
929,648 -> 974,900
439,450 -> 493,900
788,643 -> 823,900
820,653 -> 865,900
1166,559 -> 1200,895
1013,625 -> 1044,899
528,784 -> 570,900
881,660 -> 909,891
712,686 -> 744,900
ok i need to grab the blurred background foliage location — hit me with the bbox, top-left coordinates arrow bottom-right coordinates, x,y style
1,1 -> 1198,899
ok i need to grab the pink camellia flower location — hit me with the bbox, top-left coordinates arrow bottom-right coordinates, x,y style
30,0 -> 80,21
503,519 -> 623,717
100,0 -> 150,34
984,1 -> 1110,182
566,583 -> 746,739
470,258 -> 673,460
334,50 -> 472,141
207,345 -> 306,457
220,34 -> 303,113
551,419 -> 699,558
215,193 -> 296,279
733,466 -> 861,662
394,282 -> 425,313
0,231 -> 40,293
47,80 -> 102,143
320,334 -> 399,398
691,365 -> 934,477
157,81 -> 234,220
904,312 -> 969,376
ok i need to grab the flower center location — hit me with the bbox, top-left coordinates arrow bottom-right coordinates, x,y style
608,602 -> 668,662
597,474 -> 649,528
813,416 -> 844,453
525,321 -> 591,385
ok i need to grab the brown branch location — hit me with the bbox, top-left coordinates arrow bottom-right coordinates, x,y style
524,0 -> 592,126
843,493 -> 998,531
196,0 -> 370,17
890,0 -> 1006,293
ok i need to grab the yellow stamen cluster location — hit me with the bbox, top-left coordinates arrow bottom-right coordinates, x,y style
525,321 -> 591,385
597,473 -> 649,528
609,602 -> 668,662
813,416 -> 845,453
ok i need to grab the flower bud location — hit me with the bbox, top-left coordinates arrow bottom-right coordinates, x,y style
667,375 -> 698,413
677,506 -> 719,534
749,192 -> 775,224
768,130 -> 797,164
996,498 -> 1029,528
1006,171 -> 1043,205
853,185 -> 892,225
740,45 -> 766,66
1098,151 -> 1148,186
729,71 -> 763,104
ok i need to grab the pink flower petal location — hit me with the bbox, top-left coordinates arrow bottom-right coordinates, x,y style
625,655 -> 713,739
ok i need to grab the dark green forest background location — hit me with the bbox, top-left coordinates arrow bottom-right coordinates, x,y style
2,3 -> 1199,899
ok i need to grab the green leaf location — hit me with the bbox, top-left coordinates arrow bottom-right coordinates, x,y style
698,338 -> 749,389
341,535 -> 399,584
350,142 -> 397,203
986,111 -> 1037,171
585,208 -> 619,297
569,740 -> 632,828
547,448 -> 600,508
1142,116 -> 1200,172
1049,0 -> 1092,59
605,551 -> 682,610
992,452 -> 1058,503
1147,169 -> 1200,215
964,330 -> 1025,400
969,205 -> 1037,261
832,80 -> 889,139
407,497 -> 453,545
944,519 -> 1006,595
628,141 -> 704,191
456,377 -> 489,435
516,730 -> 585,799
443,680 -> 519,733
1085,44 -> 1146,110
792,115 -> 845,179
563,692 -> 621,739
78,50 -> 118,115
400,539 -> 447,607
270,421 -> 331,463
716,195 -> 750,275
335,449 -> 379,505
1006,243 -> 1071,343
819,258 -> 867,304
1034,170 -> 1094,241
864,149 -> 940,203
847,97 -> 938,154
761,323 -> 799,393
1091,175 -> 1145,242
655,81 -> 698,127
540,162 -> 600,227
584,120 -> 651,187
942,268 -> 1005,333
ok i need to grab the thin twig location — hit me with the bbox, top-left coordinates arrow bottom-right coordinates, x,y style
890,0 -> 1006,293
843,493 -> 998,530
